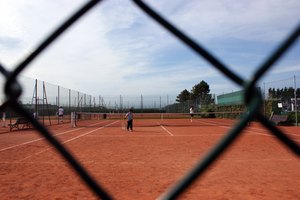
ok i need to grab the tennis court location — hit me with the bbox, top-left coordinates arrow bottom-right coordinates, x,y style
0,118 -> 299,199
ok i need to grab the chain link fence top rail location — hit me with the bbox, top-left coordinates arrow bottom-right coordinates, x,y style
0,0 -> 299,199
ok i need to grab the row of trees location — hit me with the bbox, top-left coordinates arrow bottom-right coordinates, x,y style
268,87 -> 300,113
173,79 -> 299,112
268,87 -> 300,100
176,83 -> 300,105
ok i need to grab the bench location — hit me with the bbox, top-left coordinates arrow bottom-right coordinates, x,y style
270,114 -> 288,125
9,117 -> 31,131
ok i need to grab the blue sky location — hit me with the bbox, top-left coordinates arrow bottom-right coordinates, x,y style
0,0 -> 299,105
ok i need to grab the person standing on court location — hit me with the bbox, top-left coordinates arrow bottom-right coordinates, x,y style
57,106 -> 64,123
189,105 -> 194,122
125,109 -> 133,132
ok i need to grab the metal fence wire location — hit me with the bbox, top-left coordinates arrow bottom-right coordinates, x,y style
0,0 -> 299,199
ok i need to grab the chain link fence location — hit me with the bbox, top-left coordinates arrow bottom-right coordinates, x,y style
0,1 -> 299,199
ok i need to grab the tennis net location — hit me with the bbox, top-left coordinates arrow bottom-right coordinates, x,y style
71,111 -> 245,128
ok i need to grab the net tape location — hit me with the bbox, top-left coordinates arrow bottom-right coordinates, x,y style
0,0 -> 299,199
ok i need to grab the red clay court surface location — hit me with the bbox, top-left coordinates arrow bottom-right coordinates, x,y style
0,118 -> 299,200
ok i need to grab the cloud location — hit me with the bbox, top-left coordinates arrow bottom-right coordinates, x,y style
165,0 -> 300,42
0,36 -> 22,49
0,0 -> 299,106
270,64 -> 300,74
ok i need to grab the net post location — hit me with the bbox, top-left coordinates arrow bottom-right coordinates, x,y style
71,112 -> 76,128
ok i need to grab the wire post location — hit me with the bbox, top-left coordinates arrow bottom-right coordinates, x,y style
294,75 -> 298,126
263,82 -> 266,117
69,89 -> 71,120
57,85 -> 60,124
1,112 -> 6,127
71,112 -> 76,128
35,79 -> 38,119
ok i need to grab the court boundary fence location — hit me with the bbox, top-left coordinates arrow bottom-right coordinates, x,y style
0,1 -> 299,199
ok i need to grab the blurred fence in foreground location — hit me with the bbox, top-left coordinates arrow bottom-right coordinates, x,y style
0,1 -> 299,200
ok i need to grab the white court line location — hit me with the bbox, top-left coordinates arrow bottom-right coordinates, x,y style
203,119 -> 300,137
160,125 -> 174,136
0,120 -> 118,153
199,120 -> 300,143
61,120 -> 119,143
199,119 -> 275,137
241,125 -> 300,137
80,120 -> 113,127
198,120 -> 232,130
18,120 -> 119,161
0,128 -> 85,153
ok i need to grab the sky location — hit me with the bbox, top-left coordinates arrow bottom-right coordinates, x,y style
0,0 -> 299,105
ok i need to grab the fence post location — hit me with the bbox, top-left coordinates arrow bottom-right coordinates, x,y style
1,112 -> 6,127
294,75 -> 298,126
69,89 -> 71,121
57,85 -> 60,124
71,112 -> 76,128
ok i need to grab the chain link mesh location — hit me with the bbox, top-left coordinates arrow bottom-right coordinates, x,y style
0,0 -> 299,199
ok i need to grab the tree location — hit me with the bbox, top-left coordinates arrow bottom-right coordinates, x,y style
176,89 -> 191,103
190,80 -> 211,105
268,88 -> 276,99
175,80 -> 213,109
